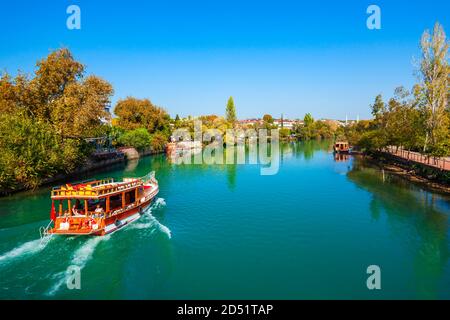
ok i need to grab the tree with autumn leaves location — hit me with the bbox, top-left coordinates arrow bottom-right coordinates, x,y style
0,49 -> 114,190
113,97 -> 171,152
0,49 -> 113,138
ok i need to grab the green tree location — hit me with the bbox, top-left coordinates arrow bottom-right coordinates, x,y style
0,48 -> 114,190
0,112 -> 84,190
371,94 -> 386,120
117,128 -> 152,150
279,128 -> 291,139
226,97 -> 237,124
296,113 -> 315,140
416,22 -> 449,155
304,113 -> 314,126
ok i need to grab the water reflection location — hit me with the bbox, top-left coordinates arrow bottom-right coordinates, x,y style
124,159 -> 139,172
348,160 -> 450,299
278,139 -> 333,160
334,153 -> 350,162
226,165 -> 237,191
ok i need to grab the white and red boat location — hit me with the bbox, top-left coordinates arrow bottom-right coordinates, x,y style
43,172 -> 159,237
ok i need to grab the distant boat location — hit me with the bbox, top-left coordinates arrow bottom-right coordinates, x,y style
41,172 -> 159,239
333,141 -> 351,154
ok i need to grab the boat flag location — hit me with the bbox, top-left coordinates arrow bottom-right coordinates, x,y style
50,201 -> 56,222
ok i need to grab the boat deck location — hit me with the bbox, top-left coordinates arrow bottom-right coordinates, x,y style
51,178 -> 143,199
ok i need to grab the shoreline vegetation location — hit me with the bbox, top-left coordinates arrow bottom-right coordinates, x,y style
342,22 -> 450,188
0,23 -> 449,196
364,153 -> 450,194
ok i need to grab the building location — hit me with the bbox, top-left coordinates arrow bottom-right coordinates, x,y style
100,104 -> 113,125
238,119 -> 263,127
273,119 -> 297,129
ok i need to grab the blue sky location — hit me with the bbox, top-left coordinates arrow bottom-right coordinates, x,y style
1,0 -> 449,120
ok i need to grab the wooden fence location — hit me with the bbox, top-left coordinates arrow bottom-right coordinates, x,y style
384,146 -> 450,171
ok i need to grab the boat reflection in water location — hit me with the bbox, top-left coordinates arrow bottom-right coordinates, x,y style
334,152 -> 350,162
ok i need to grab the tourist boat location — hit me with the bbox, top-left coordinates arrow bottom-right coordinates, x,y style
42,172 -> 159,238
333,141 -> 351,154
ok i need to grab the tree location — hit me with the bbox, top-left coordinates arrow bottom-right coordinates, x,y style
51,75 -> 113,137
416,22 -> 449,155
198,114 -> 219,127
117,128 -> 152,150
303,113 -> 314,126
0,112 -> 84,190
371,94 -> 386,120
29,49 -> 84,120
262,114 -> 274,123
150,132 -> 168,152
0,48 -> 113,138
226,96 -> 237,124
0,48 -> 114,190
114,97 -> 171,135
279,128 -> 291,139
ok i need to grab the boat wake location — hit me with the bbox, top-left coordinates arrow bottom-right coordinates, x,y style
153,197 -> 167,208
0,238 -> 51,266
71,235 -> 110,268
128,198 -> 171,239
46,235 -> 111,296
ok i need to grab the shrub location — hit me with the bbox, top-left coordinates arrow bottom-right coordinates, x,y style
117,128 -> 151,150
279,128 -> 291,139
150,132 -> 168,152
0,112 -> 86,190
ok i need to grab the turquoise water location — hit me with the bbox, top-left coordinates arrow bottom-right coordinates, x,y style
0,141 -> 450,299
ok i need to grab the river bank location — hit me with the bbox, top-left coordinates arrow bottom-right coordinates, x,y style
363,151 -> 450,195
0,147 -> 165,197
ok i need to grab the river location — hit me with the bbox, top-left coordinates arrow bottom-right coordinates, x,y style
0,140 -> 449,299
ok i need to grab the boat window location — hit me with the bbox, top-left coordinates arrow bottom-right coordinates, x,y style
109,194 -> 122,210
125,190 -> 136,205
87,198 -> 106,212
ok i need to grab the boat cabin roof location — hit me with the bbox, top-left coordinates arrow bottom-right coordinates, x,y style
51,178 -> 143,200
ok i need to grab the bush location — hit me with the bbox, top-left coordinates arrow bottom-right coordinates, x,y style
0,112 -> 86,190
150,132 -> 168,152
357,130 -> 386,152
279,128 -> 291,139
117,128 -> 151,150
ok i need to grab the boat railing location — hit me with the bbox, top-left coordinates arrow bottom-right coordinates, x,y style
140,171 -> 157,184
39,220 -> 53,246
51,178 -> 115,191
51,179 -> 143,198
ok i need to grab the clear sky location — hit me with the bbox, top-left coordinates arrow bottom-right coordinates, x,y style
1,0 -> 449,120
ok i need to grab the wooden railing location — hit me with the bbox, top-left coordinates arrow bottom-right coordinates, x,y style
384,146 -> 450,171
51,179 -> 142,198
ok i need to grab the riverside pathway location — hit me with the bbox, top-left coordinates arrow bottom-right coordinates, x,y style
385,146 -> 450,171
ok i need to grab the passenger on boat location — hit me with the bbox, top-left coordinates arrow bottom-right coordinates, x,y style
72,205 -> 85,217
94,205 -> 104,218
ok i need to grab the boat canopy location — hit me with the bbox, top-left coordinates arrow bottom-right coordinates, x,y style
51,178 -> 143,200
